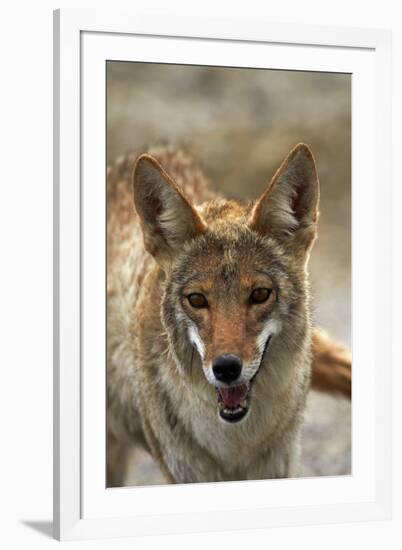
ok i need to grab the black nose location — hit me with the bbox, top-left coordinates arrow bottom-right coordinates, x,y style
212,354 -> 242,384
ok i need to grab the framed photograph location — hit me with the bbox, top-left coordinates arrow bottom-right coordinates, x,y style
53,8 -> 392,541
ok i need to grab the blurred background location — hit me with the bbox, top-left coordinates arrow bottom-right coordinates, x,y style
107,62 -> 351,484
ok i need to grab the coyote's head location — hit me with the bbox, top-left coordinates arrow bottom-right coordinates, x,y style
133,144 -> 319,424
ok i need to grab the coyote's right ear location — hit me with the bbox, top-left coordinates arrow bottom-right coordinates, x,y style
133,154 -> 207,263
249,143 -> 320,255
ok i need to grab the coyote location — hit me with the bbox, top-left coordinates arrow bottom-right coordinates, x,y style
107,143 -> 351,486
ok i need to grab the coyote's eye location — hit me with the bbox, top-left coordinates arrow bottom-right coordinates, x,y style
249,287 -> 272,305
187,293 -> 208,309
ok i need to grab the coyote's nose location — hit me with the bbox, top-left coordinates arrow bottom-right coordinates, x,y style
212,354 -> 242,384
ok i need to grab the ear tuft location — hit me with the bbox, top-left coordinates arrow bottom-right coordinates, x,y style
133,154 -> 207,262
249,143 -> 320,249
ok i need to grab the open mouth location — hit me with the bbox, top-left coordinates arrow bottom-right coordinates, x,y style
215,335 -> 272,424
217,383 -> 251,423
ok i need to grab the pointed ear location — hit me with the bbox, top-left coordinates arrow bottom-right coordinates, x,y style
249,143 -> 320,252
133,154 -> 207,262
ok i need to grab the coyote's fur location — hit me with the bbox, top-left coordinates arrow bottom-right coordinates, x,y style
107,144 -> 351,486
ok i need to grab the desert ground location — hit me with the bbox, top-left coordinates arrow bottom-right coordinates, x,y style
107,62 -> 351,484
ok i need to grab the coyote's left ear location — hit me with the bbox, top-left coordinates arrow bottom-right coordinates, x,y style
133,154 -> 207,264
249,143 -> 320,253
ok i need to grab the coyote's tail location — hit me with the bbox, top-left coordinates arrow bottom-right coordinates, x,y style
311,328 -> 351,399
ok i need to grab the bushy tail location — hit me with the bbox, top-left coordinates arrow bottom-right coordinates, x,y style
311,328 -> 351,399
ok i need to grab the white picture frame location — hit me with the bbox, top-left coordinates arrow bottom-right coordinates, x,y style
53,8 -> 392,541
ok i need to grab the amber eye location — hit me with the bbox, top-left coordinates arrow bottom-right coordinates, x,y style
249,287 -> 272,304
187,293 -> 208,309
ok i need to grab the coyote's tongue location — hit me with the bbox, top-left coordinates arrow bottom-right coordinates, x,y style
218,384 -> 249,408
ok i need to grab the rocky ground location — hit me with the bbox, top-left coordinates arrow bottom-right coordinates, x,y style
107,62 -> 351,484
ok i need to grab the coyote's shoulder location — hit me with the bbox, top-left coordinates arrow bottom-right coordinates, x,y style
107,144 -> 351,486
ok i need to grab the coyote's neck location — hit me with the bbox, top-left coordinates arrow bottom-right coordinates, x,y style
153,318 -> 310,474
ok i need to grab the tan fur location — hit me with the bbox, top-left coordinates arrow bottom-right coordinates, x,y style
107,144 -> 351,485
311,329 -> 352,399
